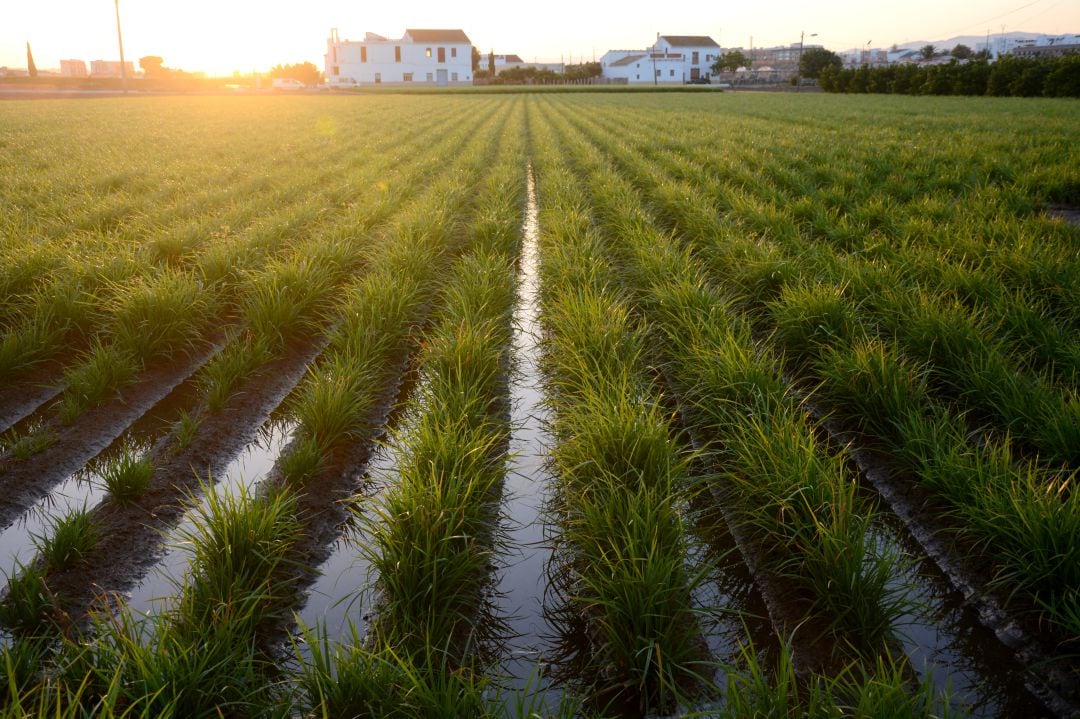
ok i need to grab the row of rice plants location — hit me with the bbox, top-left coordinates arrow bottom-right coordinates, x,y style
535,99 -> 912,664
549,97 -> 1079,668
528,104 -> 708,716
300,163 -> 524,717
0,100 -> 520,717
0,99 -> 492,468
565,96 -> 1078,468
192,101 -> 504,417
0,97 -> 455,383
285,103 -> 524,712
19,100 -> 510,617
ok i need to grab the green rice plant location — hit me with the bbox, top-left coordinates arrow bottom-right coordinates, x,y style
0,312 -> 63,378
722,403 -> 910,653
33,507 -> 97,570
296,624 -> 490,719
768,281 -> 860,362
290,354 -> 376,450
0,563 -> 57,636
70,607 -> 268,718
813,339 -> 932,436
171,482 -> 302,637
970,470 -> 1080,602
173,409 -> 200,450
108,270 -> 215,362
278,434 -> 323,486
1,420 -> 57,461
363,403 -> 506,657
241,257 -> 334,347
719,635 -> 963,719
57,340 -> 140,423
198,334 -> 273,412
99,446 -> 154,504
0,636 -> 54,706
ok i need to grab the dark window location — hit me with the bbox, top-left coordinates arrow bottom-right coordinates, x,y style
451,47 -> 457,58
395,46 -> 401,62
360,46 -> 367,62
692,51 -> 699,64
403,72 -> 413,81
437,47 -> 445,62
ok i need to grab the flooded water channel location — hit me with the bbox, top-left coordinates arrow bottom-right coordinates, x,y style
494,165 -> 558,697
0,374 -> 201,579
125,414 -> 297,616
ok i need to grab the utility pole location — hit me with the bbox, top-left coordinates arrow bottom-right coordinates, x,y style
795,31 -> 818,90
114,0 -> 128,94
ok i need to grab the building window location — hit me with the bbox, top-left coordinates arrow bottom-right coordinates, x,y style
669,69 -> 675,76
437,47 -> 446,62
451,72 -> 458,81
374,73 -> 381,83
451,47 -> 457,58
395,46 -> 401,62
426,72 -> 433,81
692,51 -> 699,64
426,48 -> 432,58
635,74 -> 639,79
655,69 -> 660,77
332,65 -> 339,75
403,72 -> 413,81
360,47 -> 367,62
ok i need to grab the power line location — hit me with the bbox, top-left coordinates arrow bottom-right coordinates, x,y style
942,0 -> 1047,37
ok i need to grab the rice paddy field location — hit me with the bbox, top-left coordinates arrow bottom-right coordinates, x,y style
0,91 -> 1077,718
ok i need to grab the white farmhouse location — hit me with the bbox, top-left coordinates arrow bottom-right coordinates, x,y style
601,34 -> 721,84
325,28 -> 473,86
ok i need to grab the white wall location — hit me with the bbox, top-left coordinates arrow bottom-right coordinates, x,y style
327,37 -> 472,85
652,39 -> 721,80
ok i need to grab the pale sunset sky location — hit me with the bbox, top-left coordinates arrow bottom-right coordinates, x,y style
3,0 -> 1078,76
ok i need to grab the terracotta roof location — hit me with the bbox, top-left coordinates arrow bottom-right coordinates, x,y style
610,54 -> 646,66
659,35 -> 719,47
404,29 -> 471,43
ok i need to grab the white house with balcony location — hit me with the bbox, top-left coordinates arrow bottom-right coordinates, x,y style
601,34 -> 721,84
325,28 -> 472,86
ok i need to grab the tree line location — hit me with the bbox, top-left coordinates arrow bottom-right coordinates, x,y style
819,54 -> 1080,97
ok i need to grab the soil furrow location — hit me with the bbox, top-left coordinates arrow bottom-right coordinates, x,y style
38,339 -> 324,628
0,346 -> 220,529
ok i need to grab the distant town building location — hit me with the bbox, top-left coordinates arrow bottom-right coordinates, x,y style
60,59 -> 88,77
89,60 -> 134,78
1010,35 -> 1080,58
601,34 -> 720,84
325,28 -> 472,86
494,54 -> 525,72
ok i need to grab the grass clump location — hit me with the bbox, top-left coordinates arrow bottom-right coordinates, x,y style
57,340 -> 140,423
198,334 -> 273,413
99,446 -> 154,504
0,564 -> 57,636
1,419 -> 57,461
34,507 -> 98,569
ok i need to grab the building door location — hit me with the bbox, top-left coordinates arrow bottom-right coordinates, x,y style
690,67 -> 700,80
436,69 -> 449,86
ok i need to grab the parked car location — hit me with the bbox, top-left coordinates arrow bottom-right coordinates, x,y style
271,78 -> 305,91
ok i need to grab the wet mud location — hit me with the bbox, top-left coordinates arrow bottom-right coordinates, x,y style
0,347 -> 219,530
810,403 -> 1076,718
34,340 -> 324,629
